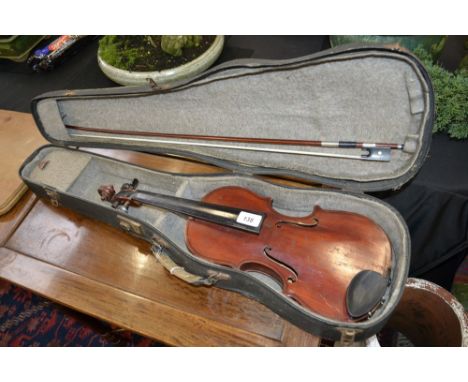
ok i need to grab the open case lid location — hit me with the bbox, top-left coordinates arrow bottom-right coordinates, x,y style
31,44 -> 434,192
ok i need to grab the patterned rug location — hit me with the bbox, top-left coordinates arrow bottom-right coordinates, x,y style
0,280 -> 163,346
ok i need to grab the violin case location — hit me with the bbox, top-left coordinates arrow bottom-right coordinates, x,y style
20,44 -> 434,343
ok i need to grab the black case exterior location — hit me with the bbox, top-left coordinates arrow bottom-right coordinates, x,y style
21,44 -> 434,343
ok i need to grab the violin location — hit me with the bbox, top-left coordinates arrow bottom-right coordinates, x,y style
99,179 -> 392,321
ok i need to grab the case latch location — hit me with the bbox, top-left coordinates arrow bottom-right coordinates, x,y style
337,328 -> 360,346
44,187 -> 59,207
117,215 -> 142,235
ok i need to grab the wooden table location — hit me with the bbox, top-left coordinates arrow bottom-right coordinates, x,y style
0,111 -> 320,346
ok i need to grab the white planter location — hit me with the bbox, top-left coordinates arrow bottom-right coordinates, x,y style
98,36 -> 224,87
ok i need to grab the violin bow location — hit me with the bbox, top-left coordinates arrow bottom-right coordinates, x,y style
67,125 -> 404,162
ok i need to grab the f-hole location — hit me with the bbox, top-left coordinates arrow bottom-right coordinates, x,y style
275,217 -> 319,229
263,246 -> 298,283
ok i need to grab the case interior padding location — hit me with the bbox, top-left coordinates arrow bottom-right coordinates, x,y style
22,146 -> 410,325
33,50 -> 431,188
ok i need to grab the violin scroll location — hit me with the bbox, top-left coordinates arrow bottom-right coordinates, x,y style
98,178 -> 141,211
98,184 -> 116,202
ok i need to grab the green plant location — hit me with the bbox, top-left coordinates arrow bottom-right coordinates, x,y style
99,35 -> 208,72
158,35 -> 202,57
99,35 -> 142,70
413,47 -> 468,139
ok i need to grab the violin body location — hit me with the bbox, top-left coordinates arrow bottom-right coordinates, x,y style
99,179 -> 392,322
186,186 -> 392,321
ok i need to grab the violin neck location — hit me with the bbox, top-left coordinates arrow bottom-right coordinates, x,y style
126,190 -> 266,234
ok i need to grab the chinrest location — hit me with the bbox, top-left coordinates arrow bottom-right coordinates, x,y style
346,270 -> 388,319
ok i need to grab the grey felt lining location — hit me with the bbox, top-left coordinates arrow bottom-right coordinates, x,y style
35,52 -> 429,184
22,146 -> 408,321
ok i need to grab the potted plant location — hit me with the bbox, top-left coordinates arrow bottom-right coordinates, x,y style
97,35 -> 224,87
0,35 -> 45,62
329,35 -> 447,59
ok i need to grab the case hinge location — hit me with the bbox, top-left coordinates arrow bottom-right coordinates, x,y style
44,187 -> 59,207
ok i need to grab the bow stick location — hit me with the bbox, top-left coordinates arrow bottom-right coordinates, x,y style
67,125 -> 404,162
